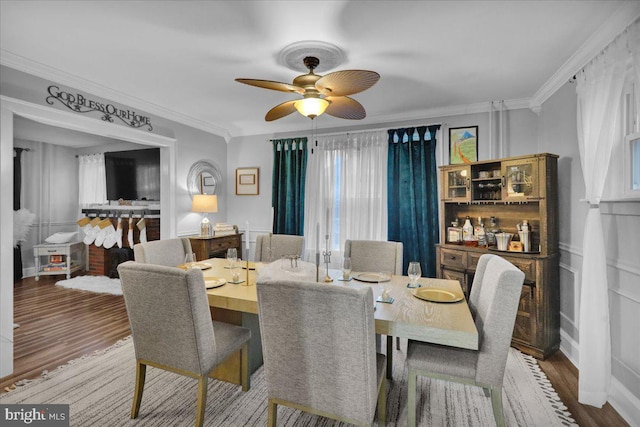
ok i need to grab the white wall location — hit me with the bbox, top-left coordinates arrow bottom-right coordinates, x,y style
537,82 -> 640,424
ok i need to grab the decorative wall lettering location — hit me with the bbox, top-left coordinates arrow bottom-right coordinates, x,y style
46,85 -> 153,131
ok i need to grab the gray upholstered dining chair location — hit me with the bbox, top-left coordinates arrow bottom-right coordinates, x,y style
345,239 -> 404,351
117,261 -> 251,427
406,254 -> 525,427
133,237 -> 192,267
256,279 -> 387,427
344,239 -> 403,275
254,233 -> 304,262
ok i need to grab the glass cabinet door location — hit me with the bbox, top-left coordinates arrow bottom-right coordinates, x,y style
502,158 -> 539,200
443,166 -> 471,201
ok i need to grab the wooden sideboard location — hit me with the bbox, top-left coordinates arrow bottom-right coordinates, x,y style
437,153 -> 559,359
189,234 -> 244,262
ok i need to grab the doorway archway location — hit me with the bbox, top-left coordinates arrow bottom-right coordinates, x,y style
0,95 -> 177,377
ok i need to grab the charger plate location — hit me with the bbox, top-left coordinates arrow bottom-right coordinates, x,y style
412,288 -> 463,303
353,272 -> 391,283
205,277 -> 226,289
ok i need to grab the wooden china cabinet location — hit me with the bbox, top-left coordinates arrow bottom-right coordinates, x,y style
436,153 -> 559,359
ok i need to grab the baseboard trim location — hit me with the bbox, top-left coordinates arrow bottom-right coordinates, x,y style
610,377 -> 640,427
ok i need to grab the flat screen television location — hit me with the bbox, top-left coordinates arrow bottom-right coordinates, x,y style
105,148 -> 160,201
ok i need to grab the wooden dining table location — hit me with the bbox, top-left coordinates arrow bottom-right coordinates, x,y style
197,258 -> 478,384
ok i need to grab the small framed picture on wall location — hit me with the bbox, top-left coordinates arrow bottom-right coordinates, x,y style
236,167 -> 259,195
449,126 -> 478,164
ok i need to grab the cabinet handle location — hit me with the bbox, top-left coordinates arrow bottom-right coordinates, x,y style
451,256 -> 456,260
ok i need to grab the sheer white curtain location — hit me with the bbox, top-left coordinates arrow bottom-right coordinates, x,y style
575,20 -> 635,408
304,130 -> 388,266
78,153 -> 107,207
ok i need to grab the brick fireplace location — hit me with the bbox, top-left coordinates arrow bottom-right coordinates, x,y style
87,216 -> 160,277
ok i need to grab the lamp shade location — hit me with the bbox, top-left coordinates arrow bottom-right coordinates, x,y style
191,194 -> 218,213
294,97 -> 330,119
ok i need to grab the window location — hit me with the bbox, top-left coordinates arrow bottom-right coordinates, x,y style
603,77 -> 640,200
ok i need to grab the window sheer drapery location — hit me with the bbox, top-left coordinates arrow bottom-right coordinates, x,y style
272,138 -> 308,236
575,19 -> 636,408
304,131 -> 388,264
78,153 -> 107,207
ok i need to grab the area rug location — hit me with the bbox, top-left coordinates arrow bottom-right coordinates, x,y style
0,337 -> 576,426
55,275 -> 122,295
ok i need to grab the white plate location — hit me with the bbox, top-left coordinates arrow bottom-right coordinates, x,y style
353,272 -> 391,283
412,288 -> 463,303
205,277 -> 227,289
179,262 -> 212,271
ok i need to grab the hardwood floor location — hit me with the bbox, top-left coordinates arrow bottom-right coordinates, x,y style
0,274 -> 631,426
1,273 -> 130,391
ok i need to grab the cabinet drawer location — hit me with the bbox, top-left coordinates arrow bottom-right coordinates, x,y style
503,257 -> 536,282
34,246 -> 67,256
467,252 -> 483,271
440,248 -> 467,270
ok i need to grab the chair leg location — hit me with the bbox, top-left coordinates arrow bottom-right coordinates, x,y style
377,376 -> 387,426
407,369 -> 417,427
131,361 -> 146,419
386,336 -> 393,379
268,398 -> 277,427
490,386 -> 505,427
195,376 -> 208,427
241,343 -> 250,392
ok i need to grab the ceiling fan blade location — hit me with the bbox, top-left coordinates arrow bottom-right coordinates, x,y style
324,96 -> 366,120
235,78 -> 304,94
265,100 -> 297,121
315,70 -> 380,96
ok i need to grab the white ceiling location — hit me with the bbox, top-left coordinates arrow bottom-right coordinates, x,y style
1,1 -> 637,140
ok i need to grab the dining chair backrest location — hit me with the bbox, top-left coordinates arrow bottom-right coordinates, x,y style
254,233 -> 304,262
117,261 -> 218,375
471,254 -> 525,387
344,239 -> 403,275
257,279 -> 380,424
133,237 -> 192,267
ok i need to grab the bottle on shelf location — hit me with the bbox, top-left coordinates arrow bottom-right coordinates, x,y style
486,216 -> 500,247
447,219 -> 462,244
462,216 -> 474,240
475,217 -> 486,247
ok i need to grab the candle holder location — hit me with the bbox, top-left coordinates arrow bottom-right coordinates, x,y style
323,234 -> 333,282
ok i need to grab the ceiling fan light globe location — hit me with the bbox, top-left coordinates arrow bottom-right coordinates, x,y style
294,98 -> 330,119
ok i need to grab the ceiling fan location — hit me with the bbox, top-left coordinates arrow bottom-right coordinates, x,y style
235,56 -> 380,121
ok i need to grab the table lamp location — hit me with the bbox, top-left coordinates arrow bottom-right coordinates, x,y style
192,194 -> 218,237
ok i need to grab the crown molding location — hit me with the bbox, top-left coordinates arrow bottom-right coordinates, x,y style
530,1 -> 640,110
0,50 -> 232,142
367,98 -> 532,125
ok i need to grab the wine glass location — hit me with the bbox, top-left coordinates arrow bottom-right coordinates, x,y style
184,252 -> 197,268
226,248 -> 237,269
407,261 -> 422,288
341,257 -> 352,280
230,259 -> 241,283
378,270 -> 393,302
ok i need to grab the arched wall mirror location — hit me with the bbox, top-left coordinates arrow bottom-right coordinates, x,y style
187,160 -> 222,198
